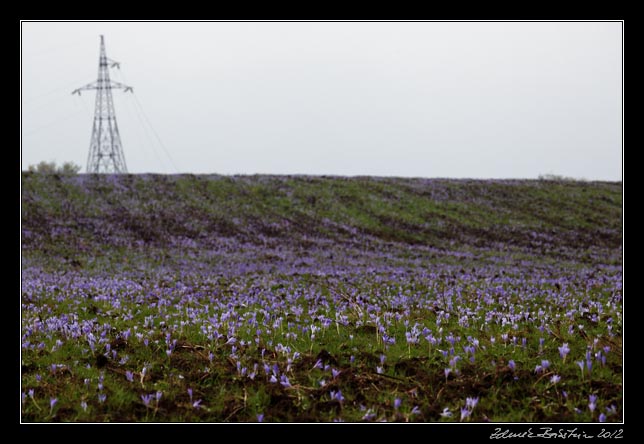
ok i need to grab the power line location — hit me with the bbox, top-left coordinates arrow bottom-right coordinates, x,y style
22,38 -> 89,63
120,94 -> 170,173
23,77 -> 94,104
111,68 -> 180,174
23,108 -> 86,136
131,94 -> 180,174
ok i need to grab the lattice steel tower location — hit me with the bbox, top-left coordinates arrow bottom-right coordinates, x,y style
73,35 -> 133,173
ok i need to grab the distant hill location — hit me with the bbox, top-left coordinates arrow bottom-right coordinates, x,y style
21,174 -> 622,271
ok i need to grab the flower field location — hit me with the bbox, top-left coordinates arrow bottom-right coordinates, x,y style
20,174 -> 622,422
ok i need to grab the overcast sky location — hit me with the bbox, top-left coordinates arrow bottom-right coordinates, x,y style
21,21 -> 622,180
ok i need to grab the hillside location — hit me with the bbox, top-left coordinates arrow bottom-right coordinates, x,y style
20,174 -> 623,423
21,174 -> 622,271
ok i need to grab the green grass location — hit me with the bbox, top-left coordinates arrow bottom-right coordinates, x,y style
21,174 -> 622,422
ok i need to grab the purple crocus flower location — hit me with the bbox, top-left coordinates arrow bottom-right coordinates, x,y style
280,375 -> 291,388
595,351 -> 606,367
394,398 -> 402,410
141,393 -> 153,407
460,407 -> 471,421
576,361 -> 585,373
406,331 -> 419,345
550,374 -> 561,384
558,343 -> 570,361
508,360 -> 516,371
589,394 -> 597,412
257,413 -> 264,422
466,397 -> 479,409
362,411 -> 377,421
50,398 -> 57,410
98,393 -> 106,403
599,413 -> 607,422
331,390 -> 345,402
331,368 -> 340,379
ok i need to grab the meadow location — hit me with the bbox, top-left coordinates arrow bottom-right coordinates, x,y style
20,174 -> 622,422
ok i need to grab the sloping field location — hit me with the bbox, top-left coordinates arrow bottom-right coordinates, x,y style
21,174 -> 622,422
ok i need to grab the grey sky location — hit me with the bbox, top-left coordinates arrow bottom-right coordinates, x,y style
21,21 -> 622,180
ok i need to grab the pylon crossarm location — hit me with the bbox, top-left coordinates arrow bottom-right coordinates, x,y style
106,57 -> 121,69
72,82 -> 98,95
72,80 -> 133,95
110,80 -> 134,92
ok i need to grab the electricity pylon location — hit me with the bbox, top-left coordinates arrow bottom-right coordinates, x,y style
73,35 -> 133,173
